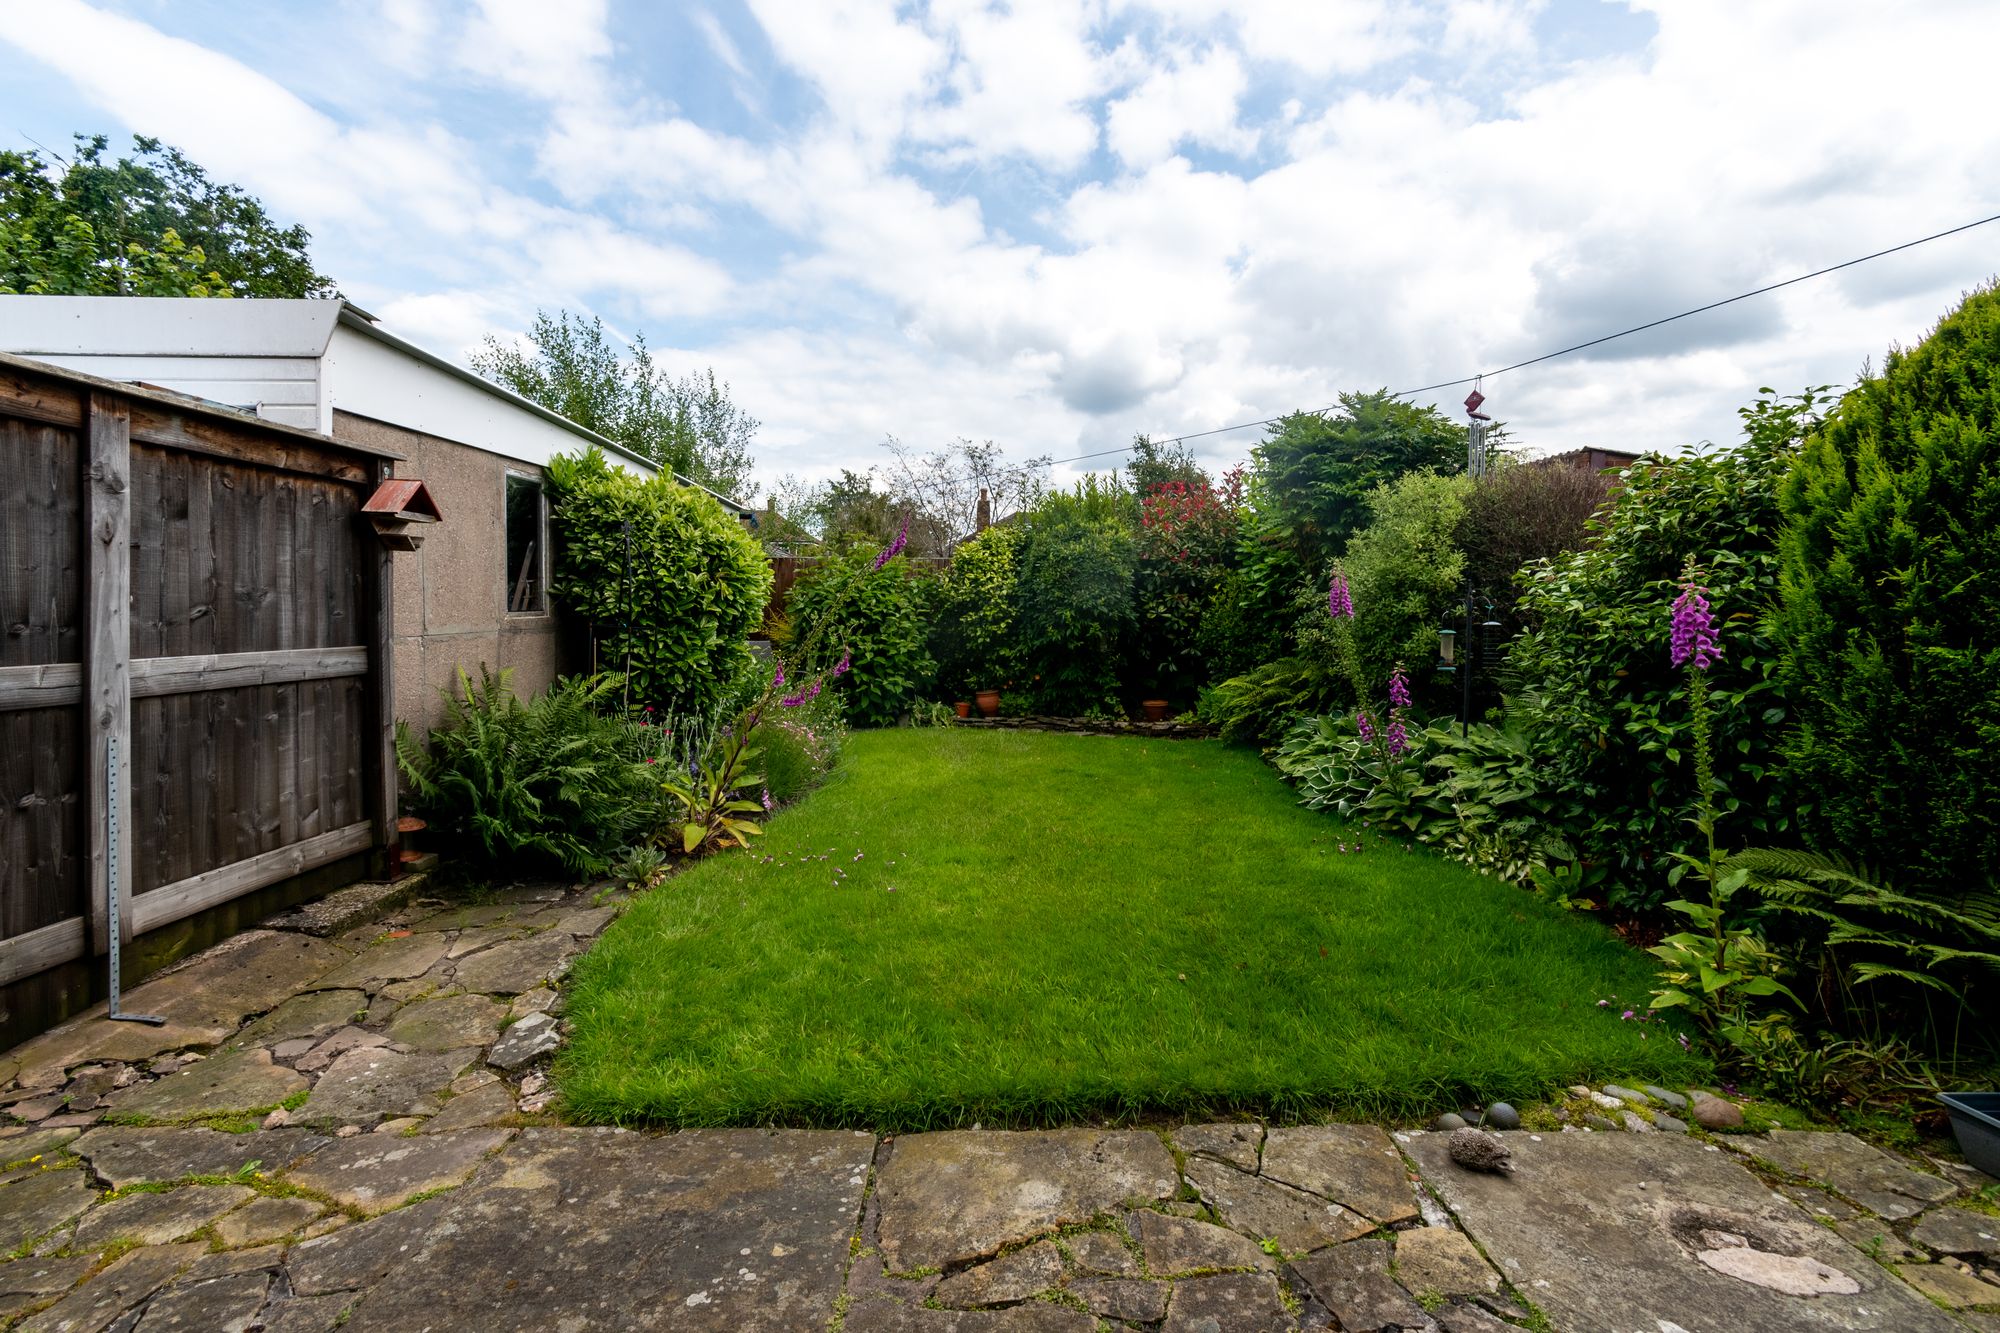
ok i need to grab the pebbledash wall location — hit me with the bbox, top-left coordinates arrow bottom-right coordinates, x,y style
334,410 -> 561,735
0,297 -> 755,737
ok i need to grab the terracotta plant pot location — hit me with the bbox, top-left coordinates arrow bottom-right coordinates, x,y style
1141,699 -> 1170,722
953,700 -> 972,718
975,689 -> 1001,717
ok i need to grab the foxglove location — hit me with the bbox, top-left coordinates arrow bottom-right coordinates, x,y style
1670,577 -> 1720,671
1327,571 -> 1354,619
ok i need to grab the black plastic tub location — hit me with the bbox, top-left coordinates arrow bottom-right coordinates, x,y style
1940,1092 -> 2000,1179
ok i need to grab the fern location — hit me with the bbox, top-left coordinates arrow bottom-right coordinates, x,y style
398,668 -> 658,875
1727,846 -> 2000,1056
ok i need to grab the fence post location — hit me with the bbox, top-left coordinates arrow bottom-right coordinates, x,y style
84,393 -> 132,956
366,458 -> 399,875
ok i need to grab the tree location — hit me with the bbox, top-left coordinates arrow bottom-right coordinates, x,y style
1456,459 -> 1614,620
1252,391 -> 1469,563
875,436 -> 1047,552
1776,284 -> 2000,904
473,310 -> 758,498
1010,480 -> 1138,713
1125,433 -> 1206,496
0,134 -> 333,297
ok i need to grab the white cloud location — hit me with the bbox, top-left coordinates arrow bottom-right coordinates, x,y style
1104,44 -> 1254,169
456,0 -> 611,101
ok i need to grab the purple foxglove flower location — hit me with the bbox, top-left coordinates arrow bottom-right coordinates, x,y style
1356,710 -> 1376,743
1385,714 -> 1409,757
1327,571 -> 1354,619
773,661 -> 785,688
873,521 -> 910,571
761,787 -> 774,813
833,648 -> 851,678
781,677 -> 824,708
1388,668 -> 1411,709
1670,577 -> 1720,670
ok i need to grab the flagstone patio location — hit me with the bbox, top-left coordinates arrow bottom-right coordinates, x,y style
1,885 -> 1996,1331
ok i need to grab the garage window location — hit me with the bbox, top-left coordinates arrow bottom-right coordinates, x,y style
504,473 -> 546,614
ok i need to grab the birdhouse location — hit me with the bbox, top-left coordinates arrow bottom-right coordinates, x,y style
360,478 -> 443,551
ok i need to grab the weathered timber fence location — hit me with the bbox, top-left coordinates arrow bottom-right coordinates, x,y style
0,354 -> 397,1040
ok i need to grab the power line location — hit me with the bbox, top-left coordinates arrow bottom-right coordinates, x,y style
1050,209 -> 2000,466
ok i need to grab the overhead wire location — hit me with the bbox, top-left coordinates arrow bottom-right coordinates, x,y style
1013,210 -> 2000,470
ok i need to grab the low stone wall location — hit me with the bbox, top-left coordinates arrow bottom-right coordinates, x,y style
953,715 -> 1216,739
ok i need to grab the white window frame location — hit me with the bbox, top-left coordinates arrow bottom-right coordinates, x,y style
503,469 -> 549,617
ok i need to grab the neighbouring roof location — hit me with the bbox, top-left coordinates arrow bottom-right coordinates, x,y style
1526,446 -> 1642,472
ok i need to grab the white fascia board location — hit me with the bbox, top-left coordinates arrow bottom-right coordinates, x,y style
327,309 -> 662,478
0,296 -> 341,357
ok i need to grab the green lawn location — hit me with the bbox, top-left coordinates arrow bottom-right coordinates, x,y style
559,729 -> 1703,1127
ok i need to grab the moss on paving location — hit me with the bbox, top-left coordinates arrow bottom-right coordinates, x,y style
560,729 -> 1703,1128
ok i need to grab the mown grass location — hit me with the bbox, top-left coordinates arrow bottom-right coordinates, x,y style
560,729 -> 1703,1127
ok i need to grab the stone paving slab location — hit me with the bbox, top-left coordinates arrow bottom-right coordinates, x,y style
294,1045 -> 479,1126
1260,1123 -> 1419,1225
874,1129 -> 1179,1272
844,1302 -> 1097,1332
331,1128 -> 873,1331
102,1048 -> 307,1121
280,1127 -> 512,1213
1406,1129 -> 1964,1332
1183,1155 -> 1376,1253
71,1125 -> 327,1187
1742,1130 -> 1961,1220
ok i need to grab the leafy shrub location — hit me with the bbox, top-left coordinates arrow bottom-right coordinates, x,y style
1198,656 -> 1343,745
543,447 -> 771,717
1275,712 -> 1583,886
1503,389 -> 1824,912
1458,460 -> 1612,619
785,544 -> 933,726
927,525 -> 1019,698
1251,393 -> 1466,564
1193,517 -> 1305,682
397,669 -> 653,875
1010,487 -> 1136,713
1776,284 -> 2000,903
1131,472 -> 1244,702
1343,469 -> 1472,708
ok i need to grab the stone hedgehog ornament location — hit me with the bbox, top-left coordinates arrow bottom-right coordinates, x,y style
1446,1126 -> 1513,1174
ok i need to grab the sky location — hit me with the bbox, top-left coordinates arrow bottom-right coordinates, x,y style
3,0 -> 1998,497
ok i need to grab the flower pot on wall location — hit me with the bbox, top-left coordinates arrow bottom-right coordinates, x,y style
954,700 -> 972,719
1141,700 -> 1170,722
975,689 -> 1001,717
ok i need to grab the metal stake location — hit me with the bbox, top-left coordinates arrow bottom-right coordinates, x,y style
105,734 -> 164,1026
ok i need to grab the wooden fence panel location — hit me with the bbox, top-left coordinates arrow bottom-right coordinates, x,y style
0,416 -> 84,945
0,356 -> 389,1010
0,418 -> 81,668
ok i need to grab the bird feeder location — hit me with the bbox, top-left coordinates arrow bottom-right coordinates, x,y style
361,478 -> 443,551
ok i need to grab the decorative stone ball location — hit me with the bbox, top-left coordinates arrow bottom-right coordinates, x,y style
1483,1102 -> 1521,1131
1433,1112 -> 1468,1132
1447,1127 -> 1514,1174
1691,1095 -> 1745,1130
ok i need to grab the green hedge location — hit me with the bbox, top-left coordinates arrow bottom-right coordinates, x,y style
544,447 -> 771,718
1777,284 -> 2000,902
785,545 -> 933,726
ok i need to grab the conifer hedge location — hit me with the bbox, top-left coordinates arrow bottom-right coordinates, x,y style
1776,284 -> 2000,901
